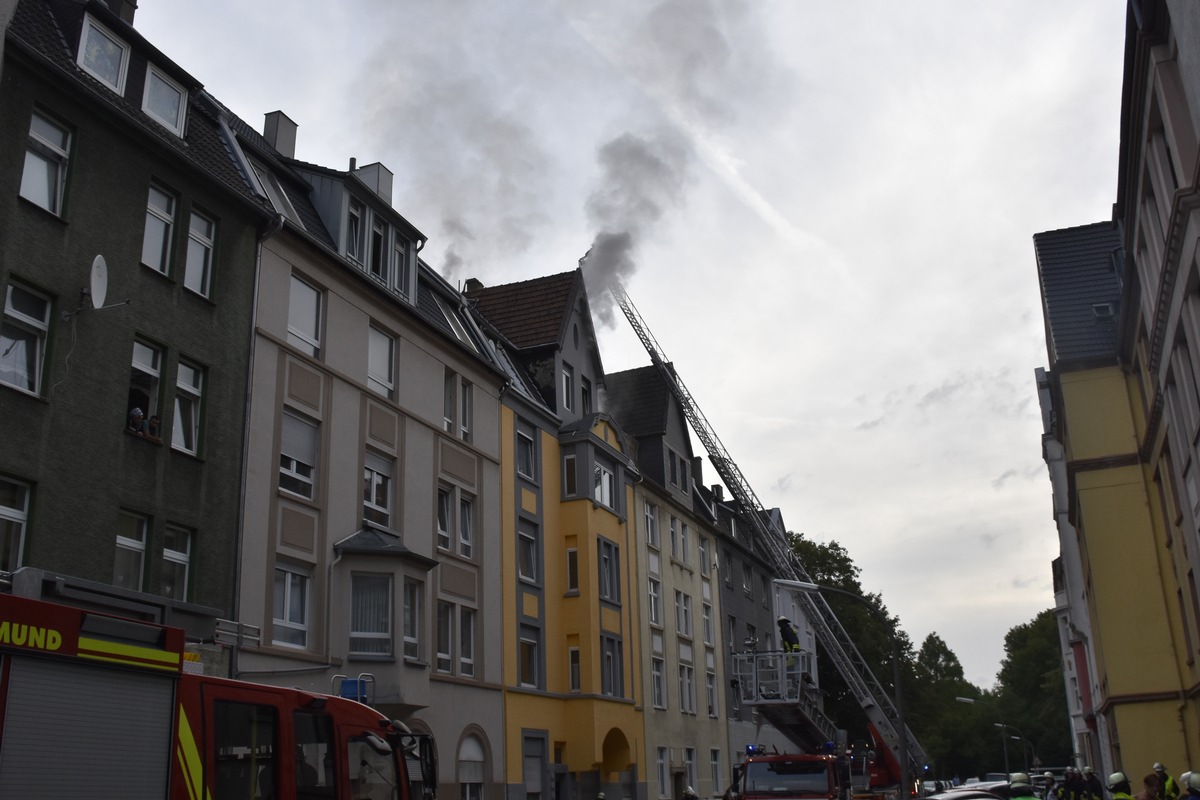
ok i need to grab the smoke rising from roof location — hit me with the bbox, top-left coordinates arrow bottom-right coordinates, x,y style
581,130 -> 694,326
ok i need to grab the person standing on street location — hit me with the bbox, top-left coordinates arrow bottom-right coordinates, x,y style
1011,773 -> 1038,800
1156,764 -> 1181,800
1085,768 -> 1105,800
1042,772 -> 1059,800
1111,772 -> 1136,800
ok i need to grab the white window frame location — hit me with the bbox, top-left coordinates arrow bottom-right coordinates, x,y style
142,64 -> 187,136
114,510 -> 147,591
645,501 -> 659,549
459,380 -> 472,442
593,463 -> 614,508
20,111 -> 70,214
77,14 -> 129,93
141,184 -> 175,274
363,450 -> 393,527
458,494 -> 474,558
129,339 -> 162,423
435,295 -> 477,351
679,664 -> 696,714
684,748 -> 697,791
518,523 -> 538,583
249,159 -> 302,226
436,600 -> 455,673
287,275 -> 322,357
392,235 -> 412,298
350,573 -> 393,656
675,591 -> 693,638
706,669 -> 719,717
710,750 -> 723,797
648,577 -> 662,626
519,627 -> 539,688
172,359 -> 203,455
367,325 -> 395,398
699,536 -> 711,577
437,487 -> 452,550
460,607 -> 476,677
161,524 -> 191,601
702,603 -> 714,645
273,564 -> 310,648
651,657 -> 666,709
517,430 -> 536,479
183,210 -> 214,296
561,363 -> 574,411
347,198 -> 365,264
598,538 -> 620,602
0,477 -> 30,572
1,282 -> 52,396
369,215 -> 389,282
657,748 -> 669,799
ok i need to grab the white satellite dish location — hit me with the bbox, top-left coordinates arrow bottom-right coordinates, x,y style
89,255 -> 108,310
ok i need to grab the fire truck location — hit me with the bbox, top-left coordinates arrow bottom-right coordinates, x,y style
729,745 -> 894,800
0,591 -> 436,799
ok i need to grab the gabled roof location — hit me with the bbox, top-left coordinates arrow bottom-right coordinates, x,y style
466,270 -> 578,350
606,365 -> 671,437
1034,221 -> 1124,368
333,525 -> 437,570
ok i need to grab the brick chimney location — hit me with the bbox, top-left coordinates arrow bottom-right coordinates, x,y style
263,111 -> 297,159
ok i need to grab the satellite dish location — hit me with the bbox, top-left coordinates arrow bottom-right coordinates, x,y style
89,255 -> 108,310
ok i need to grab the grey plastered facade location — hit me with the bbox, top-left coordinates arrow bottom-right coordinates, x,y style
0,0 -> 267,642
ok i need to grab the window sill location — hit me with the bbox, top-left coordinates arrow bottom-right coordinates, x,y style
17,194 -> 68,223
347,654 -> 396,663
127,428 -> 163,444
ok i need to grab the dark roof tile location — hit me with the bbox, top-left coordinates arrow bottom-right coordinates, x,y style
1034,221 -> 1124,367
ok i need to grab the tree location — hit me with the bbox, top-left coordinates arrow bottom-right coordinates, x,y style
994,609 -> 1072,768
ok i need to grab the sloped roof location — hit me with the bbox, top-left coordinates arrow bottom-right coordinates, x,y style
466,271 -> 578,350
1034,221 -> 1124,368
606,365 -> 671,437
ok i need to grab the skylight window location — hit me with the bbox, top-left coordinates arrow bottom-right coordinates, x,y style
78,15 -> 129,94
143,66 -> 187,136
435,295 -> 477,352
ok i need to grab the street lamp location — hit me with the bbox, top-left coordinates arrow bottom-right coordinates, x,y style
954,697 -> 1010,775
775,579 -> 910,800
1009,736 -> 1035,772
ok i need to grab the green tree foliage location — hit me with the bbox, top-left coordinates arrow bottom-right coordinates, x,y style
994,610 -> 1073,769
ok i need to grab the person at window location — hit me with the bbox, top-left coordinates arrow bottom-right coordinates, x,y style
127,407 -> 145,434
146,414 -> 161,439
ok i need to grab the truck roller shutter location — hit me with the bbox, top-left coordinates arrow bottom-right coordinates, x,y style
0,655 -> 175,798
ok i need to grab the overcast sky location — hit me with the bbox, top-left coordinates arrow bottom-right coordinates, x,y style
135,1 -> 1129,688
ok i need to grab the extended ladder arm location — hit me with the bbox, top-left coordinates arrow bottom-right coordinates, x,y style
613,283 -> 927,775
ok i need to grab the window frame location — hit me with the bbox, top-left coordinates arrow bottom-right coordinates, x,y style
518,522 -> 539,584
350,573 -> 393,657
1,282 -> 52,396
436,600 -> 455,673
459,606 -> 476,677
172,359 -> 204,455
142,63 -> 187,136
279,411 -> 318,499
20,111 -> 71,215
561,363 -> 574,411
598,538 -> 621,603
362,450 -> 393,527
651,656 -> 666,709
644,501 -> 659,549
516,430 -> 536,479
0,476 -> 30,572
128,338 -> 163,426
287,274 -> 322,358
273,563 -> 310,648
403,578 -> 423,661
183,209 -> 215,297
160,523 -> 191,601
77,14 -> 129,93
593,462 -> 615,508
140,184 -> 176,275
367,325 -> 395,399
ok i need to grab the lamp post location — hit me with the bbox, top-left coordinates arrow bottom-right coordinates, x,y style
954,697 -> 1009,776
775,579 -> 910,800
1009,736 -> 1035,772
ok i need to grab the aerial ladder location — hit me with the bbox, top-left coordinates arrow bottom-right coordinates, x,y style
612,283 -> 928,788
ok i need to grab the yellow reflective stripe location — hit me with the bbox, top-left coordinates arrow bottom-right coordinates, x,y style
79,635 -> 181,668
176,704 -> 211,800
78,651 -> 181,672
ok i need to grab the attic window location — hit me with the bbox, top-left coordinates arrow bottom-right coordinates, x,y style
143,65 -> 187,136
1092,303 -> 1114,320
434,296 -> 477,352
78,15 -> 129,94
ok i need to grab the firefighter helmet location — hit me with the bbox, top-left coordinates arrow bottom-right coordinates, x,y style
1109,773 -> 1129,790
1010,773 -> 1031,789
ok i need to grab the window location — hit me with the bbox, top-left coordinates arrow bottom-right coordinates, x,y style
593,463 -> 614,508
1,282 -> 51,395
706,669 -> 718,717
681,523 -> 691,565
563,454 -> 577,495
561,363 -> 574,411
77,15 -> 128,93
670,516 -> 679,559
172,359 -> 203,454
657,748 -> 669,798
443,369 -> 456,433
113,510 -> 146,592
684,748 -> 697,791
143,65 -> 187,135
581,376 -> 592,415
128,339 -> 162,428
518,521 -> 539,583
350,574 -> 392,656
648,578 -> 662,626
710,750 -> 723,797
437,487 -> 452,550
347,199 -> 364,263
598,539 -> 620,602
20,112 -> 70,214
458,735 -> 485,800
702,603 -> 713,645
279,412 -> 318,498
0,477 -> 30,572
645,502 -> 659,549
250,159 -> 303,227
183,211 -> 214,296
519,626 -> 540,687
436,601 -> 454,672
742,560 -> 753,593
287,275 -> 322,357
460,607 -> 476,677
442,369 -> 472,438
675,591 -> 693,638
566,547 -> 578,592
393,235 -> 412,298
363,451 -> 393,527
458,495 -> 474,558
434,295 -> 477,351
161,524 -> 191,600
403,578 -> 423,660
459,381 -> 472,442
273,564 -> 309,648
678,664 -> 696,714
569,647 -> 581,692
367,326 -> 395,398
141,185 -> 175,274
601,634 -> 623,696
517,430 -> 536,478
369,216 -> 388,282
699,536 -> 711,577
651,657 -> 666,709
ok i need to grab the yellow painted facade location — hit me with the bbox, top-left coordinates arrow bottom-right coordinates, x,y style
500,406 -> 645,794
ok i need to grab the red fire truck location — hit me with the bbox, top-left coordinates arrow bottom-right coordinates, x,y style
730,744 -> 898,800
0,592 -> 436,798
